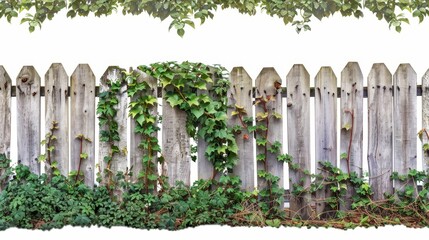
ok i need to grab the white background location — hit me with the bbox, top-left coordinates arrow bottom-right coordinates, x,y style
1,7 -> 429,239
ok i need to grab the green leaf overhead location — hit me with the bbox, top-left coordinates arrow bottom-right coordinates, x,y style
1,1 -> 427,34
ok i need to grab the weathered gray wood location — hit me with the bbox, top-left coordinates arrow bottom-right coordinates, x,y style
71,64 -> 96,187
286,64 -> 312,219
99,67 -> 128,186
162,88 -> 190,186
130,69 -> 158,188
0,66 -> 11,158
340,62 -> 363,210
393,64 -> 417,192
45,63 -> 69,177
227,67 -> 254,191
0,66 -> 11,191
255,68 -> 283,190
197,68 -> 215,180
423,69 -> 429,174
16,66 -> 41,174
368,63 -> 393,200
315,67 -> 337,216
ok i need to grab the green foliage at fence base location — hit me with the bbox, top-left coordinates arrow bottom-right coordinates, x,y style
2,159 -> 429,230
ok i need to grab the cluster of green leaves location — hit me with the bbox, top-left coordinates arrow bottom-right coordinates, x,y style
97,72 -> 128,193
0,162 -> 257,230
38,121 -> 61,180
2,1 -> 429,34
138,61 -> 238,178
126,69 -> 161,193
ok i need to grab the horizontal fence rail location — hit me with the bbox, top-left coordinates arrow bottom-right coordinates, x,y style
1,62 -> 429,219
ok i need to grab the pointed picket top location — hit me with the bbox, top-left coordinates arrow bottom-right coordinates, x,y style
255,67 -> 282,97
286,64 -> 312,219
0,66 -> 11,157
70,64 -> 96,187
228,66 -> 254,191
255,67 -> 283,190
99,66 -> 128,190
367,63 -> 393,200
45,63 -> 69,177
423,69 -> 429,173
16,66 -> 41,174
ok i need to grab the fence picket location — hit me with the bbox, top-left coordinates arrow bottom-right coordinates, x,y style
71,64 -> 96,187
286,64 -> 312,219
393,64 -> 417,192
368,63 -> 393,200
423,69 -> 429,173
162,89 -> 191,186
45,63 -> 69,177
315,67 -> 337,216
255,68 -> 283,190
16,66 -> 41,174
99,67 -> 128,186
340,62 -> 363,209
0,66 -> 11,158
129,69 -> 158,188
227,67 -> 255,191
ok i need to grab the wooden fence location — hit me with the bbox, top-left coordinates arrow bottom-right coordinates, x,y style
1,62 -> 429,218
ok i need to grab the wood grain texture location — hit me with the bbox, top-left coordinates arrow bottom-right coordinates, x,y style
130,69 -> 158,187
227,67 -> 255,191
16,66 -> 41,174
286,64 -> 312,219
162,89 -> 190,186
340,62 -> 363,210
255,68 -> 283,189
0,66 -> 11,191
393,64 -> 417,192
315,67 -> 337,216
423,69 -> 429,173
0,66 -> 11,158
70,64 -> 96,187
45,63 -> 69,177
99,67 -> 128,185
368,63 -> 393,200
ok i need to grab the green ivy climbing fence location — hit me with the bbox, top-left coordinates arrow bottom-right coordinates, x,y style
0,62 -> 428,220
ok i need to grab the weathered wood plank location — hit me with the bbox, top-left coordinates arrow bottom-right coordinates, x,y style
71,64 -> 96,187
130,69 -> 158,188
340,62 -> 363,210
368,63 -> 393,200
197,67 -> 216,180
162,89 -> 190,186
0,66 -> 11,158
0,66 -> 11,191
286,64 -> 312,219
423,69 -> 429,174
255,68 -> 283,190
227,67 -> 255,191
16,66 -> 41,174
99,67 -> 128,186
315,67 -> 337,216
393,64 -> 417,192
45,63 -> 69,177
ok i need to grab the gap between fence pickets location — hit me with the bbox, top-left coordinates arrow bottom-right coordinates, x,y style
1,63 -> 429,219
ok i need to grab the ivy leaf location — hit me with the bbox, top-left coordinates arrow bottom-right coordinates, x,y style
80,153 -> 88,159
342,123 -> 351,131
167,94 -> 183,107
340,152 -> 348,160
191,108 -> 204,119
136,115 -> 145,126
